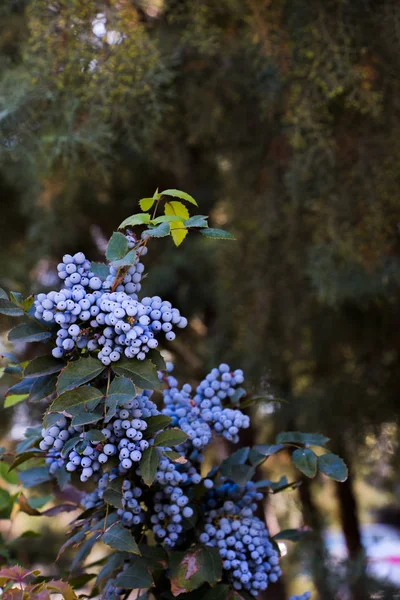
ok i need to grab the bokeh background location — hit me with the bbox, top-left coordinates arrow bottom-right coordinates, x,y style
0,1 -> 400,599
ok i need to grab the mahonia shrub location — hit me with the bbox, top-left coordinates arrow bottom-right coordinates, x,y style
0,189 -> 347,599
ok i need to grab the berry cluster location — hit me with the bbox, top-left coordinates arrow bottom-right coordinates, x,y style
117,479 -> 145,527
34,241 -> 187,363
161,363 -> 250,457
289,594 -> 311,600
200,481 -> 281,596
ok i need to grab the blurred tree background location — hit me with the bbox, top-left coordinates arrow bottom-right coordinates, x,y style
1,1 -> 400,599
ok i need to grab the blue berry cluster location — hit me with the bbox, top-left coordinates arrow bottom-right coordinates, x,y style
200,481 -> 281,596
34,242 -> 187,363
289,593 -> 312,600
161,363 -> 249,456
40,391 -> 160,482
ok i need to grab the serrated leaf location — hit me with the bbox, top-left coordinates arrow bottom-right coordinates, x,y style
115,560 -> 153,589
0,299 -> 24,317
276,432 -> 330,446
57,357 -> 104,394
139,197 -> 156,211
152,215 -> 185,225
4,394 -> 28,408
8,322 -> 51,343
18,467 -> 52,488
144,415 -> 173,436
0,462 -> 19,484
184,215 -> 209,228
170,545 -> 222,596
220,448 -> 250,480
199,228 -> 235,240
103,476 -> 124,508
318,453 -> 348,482
161,189 -> 198,206
24,356 -> 63,379
118,213 -> 151,229
170,221 -> 188,247
51,385 -> 103,412
106,232 -> 129,262
0,287 -> 8,300
54,466 -> 71,490
29,374 -> 57,402
201,584 -> 230,600
165,200 -> 190,220
143,222 -> 171,238
107,376 -> 136,407
90,262 -> 110,280
111,249 -> 137,269
154,428 -> 188,447
292,448 -> 317,478
140,447 -> 159,486
113,358 -> 162,390
71,406 -> 103,427
103,523 -> 140,554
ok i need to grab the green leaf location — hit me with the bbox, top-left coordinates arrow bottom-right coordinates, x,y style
90,262 -> 110,280
273,528 -> 311,542
111,249 -> 137,269
144,415 -> 173,436
107,376 -> 136,407
106,232 -> 129,262
19,467 -> 52,488
253,444 -> 284,457
147,349 -> 166,371
54,465 -> 70,489
152,215 -> 185,225
61,436 -> 80,458
57,357 -> 104,394
113,358 -> 162,390
276,432 -> 330,446
4,394 -> 28,408
96,551 -> 128,585
85,430 -> 106,443
169,545 -> 222,596
184,215 -> 209,228
165,201 -> 189,246
9,291 -> 23,307
0,299 -> 24,317
220,448 -> 250,480
118,213 -> 151,229
0,287 -> 8,300
0,462 -> 19,484
140,447 -> 159,486
27,495 -> 53,510
103,476 -> 124,508
199,228 -> 235,240
115,560 -> 153,589
23,296 -> 35,312
139,197 -> 156,211
51,385 -> 103,412
24,356 -> 63,379
143,222 -> 171,238
292,448 -> 317,478
71,406 -> 103,427
8,322 -> 51,343
6,378 -> 35,396
8,451 -> 42,472
200,585 -> 231,600
103,523 -> 140,555
154,428 -> 188,447
318,453 -> 348,482
161,189 -> 198,206
29,374 -> 57,402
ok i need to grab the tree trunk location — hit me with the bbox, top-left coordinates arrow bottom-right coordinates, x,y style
334,446 -> 368,600
298,477 -> 335,600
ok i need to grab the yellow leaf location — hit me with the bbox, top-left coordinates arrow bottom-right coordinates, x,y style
165,203 -> 189,246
